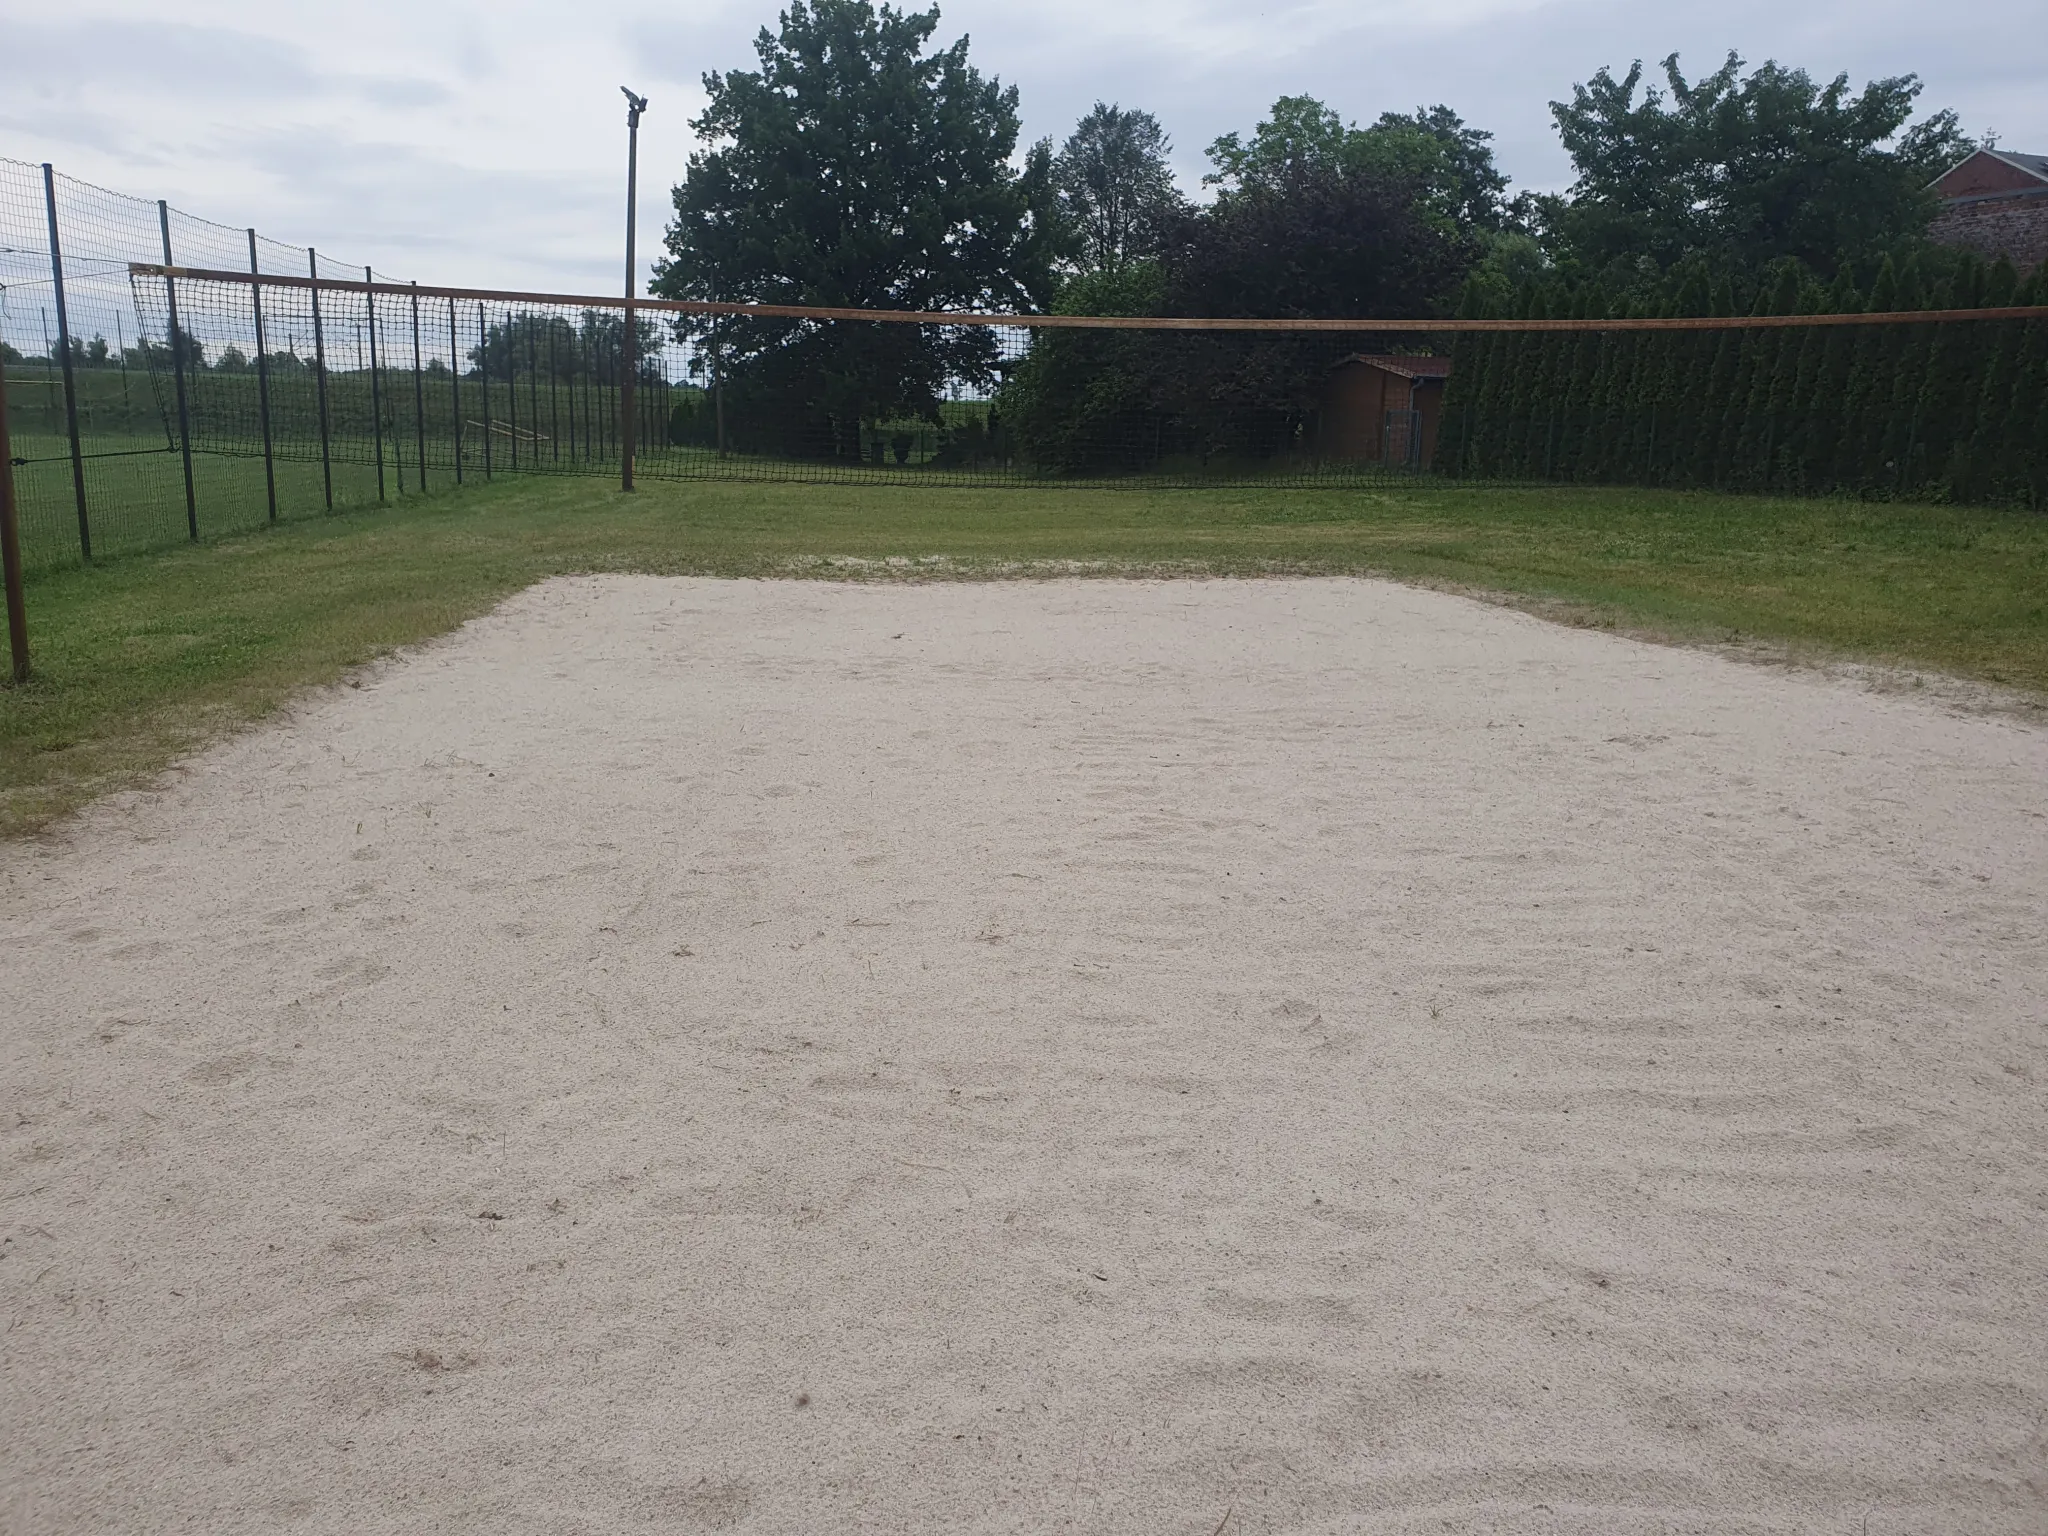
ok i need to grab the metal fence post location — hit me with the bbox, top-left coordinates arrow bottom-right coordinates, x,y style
579,335 -> 589,463
248,230 -> 278,521
309,248 -> 333,510
0,350 -> 30,682
157,201 -> 199,540
410,282 -> 427,492
715,313 -> 727,458
548,321 -> 561,463
620,89 -> 645,492
478,305 -> 494,479
621,311 -> 636,484
447,297 -> 464,485
505,312 -> 519,472
364,267 -> 386,502
564,330 -> 577,462
528,315 -> 541,469
41,164 -> 90,561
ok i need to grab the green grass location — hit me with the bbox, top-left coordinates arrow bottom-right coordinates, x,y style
2,471 -> 2044,835
9,432 -> 395,571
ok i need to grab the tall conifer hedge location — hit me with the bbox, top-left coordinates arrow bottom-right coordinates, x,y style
1435,256 -> 2047,506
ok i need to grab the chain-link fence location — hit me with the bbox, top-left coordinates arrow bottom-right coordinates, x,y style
132,267 -> 1473,501
1,159 -> 415,573
7,156 -> 2048,588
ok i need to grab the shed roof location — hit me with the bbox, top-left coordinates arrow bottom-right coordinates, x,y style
1332,354 -> 1452,381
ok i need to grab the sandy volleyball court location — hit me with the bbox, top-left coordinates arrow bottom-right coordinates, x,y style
3,575 -> 2044,1534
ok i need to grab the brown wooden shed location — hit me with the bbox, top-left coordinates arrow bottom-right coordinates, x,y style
1318,354 -> 1452,468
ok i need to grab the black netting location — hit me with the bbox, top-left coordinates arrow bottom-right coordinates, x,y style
0,159 -> 402,571
6,157 -> 2047,579
129,275 -> 1477,498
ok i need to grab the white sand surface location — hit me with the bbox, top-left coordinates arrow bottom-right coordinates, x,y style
3,575 -> 2045,1535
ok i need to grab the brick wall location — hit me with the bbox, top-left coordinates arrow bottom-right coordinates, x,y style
1929,192 -> 2048,272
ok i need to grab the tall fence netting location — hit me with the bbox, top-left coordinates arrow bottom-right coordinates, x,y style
5,155 -> 2047,579
1,158 -> 438,568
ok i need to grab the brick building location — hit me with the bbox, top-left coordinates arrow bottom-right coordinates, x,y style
1927,149 -> 2048,272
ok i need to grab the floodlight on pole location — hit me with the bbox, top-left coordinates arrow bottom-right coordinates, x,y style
620,86 -> 649,492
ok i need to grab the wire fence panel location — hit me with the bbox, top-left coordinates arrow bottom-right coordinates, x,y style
7,155 -> 2048,583
138,274 -> 1479,498
137,270 -> 2048,508
0,159 -> 407,574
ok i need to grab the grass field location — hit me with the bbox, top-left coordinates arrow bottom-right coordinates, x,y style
1,471 -> 2043,835
10,437 -> 399,566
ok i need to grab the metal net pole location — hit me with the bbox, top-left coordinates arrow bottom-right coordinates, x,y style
157,201 -> 198,540
366,267 -> 386,502
248,229 -> 278,521
41,164 -> 90,559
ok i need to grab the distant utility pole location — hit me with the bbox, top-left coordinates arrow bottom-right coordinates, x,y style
620,85 -> 649,493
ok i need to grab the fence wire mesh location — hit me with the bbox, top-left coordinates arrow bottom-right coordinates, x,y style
1,158 -> 407,572
133,268 -> 2048,512
5,156 -> 2047,582
129,272 -> 1475,498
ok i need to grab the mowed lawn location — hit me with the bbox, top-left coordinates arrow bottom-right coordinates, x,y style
2,472 -> 2045,834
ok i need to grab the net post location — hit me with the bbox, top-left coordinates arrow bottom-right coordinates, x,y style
506,307 -> 520,472
410,282 -> 427,493
478,305 -> 494,479
565,326 -> 578,462
248,230 -> 279,521
447,297 -> 464,485
309,249 -> 334,510
714,309 -> 726,457
548,320 -> 561,463
365,266 -> 386,502
41,164 -> 90,561
621,302 -> 637,490
620,90 -> 644,492
0,350 -> 31,683
526,315 -> 539,468
157,201 -> 200,541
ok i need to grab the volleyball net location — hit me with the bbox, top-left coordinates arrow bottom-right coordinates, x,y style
4,247 -> 2045,574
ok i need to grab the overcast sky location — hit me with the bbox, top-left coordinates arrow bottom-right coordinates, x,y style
4,0 -> 2043,294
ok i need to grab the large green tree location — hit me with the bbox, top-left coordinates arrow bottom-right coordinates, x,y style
652,0 -> 1060,455
1053,102 -> 1186,274
1003,157 -> 1477,471
1548,51 -> 1975,273
1203,96 -> 1520,232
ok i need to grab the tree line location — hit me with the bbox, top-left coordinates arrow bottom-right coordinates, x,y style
7,311 -> 668,388
646,1 -> 2028,492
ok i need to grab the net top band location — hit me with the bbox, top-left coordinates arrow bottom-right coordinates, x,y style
129,264 -> 2048,332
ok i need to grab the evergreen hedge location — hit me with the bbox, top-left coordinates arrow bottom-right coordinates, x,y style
1436,255 -> 2047,507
